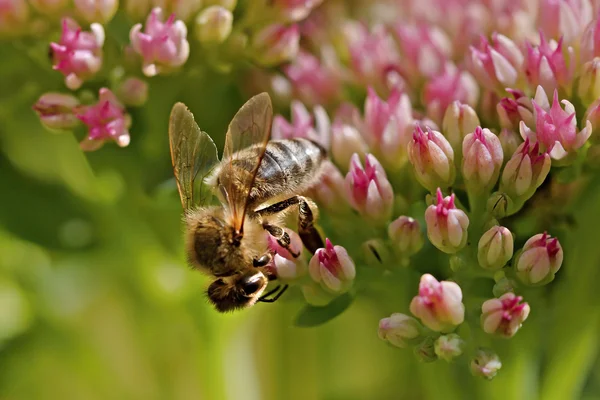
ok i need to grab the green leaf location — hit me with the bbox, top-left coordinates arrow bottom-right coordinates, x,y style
294,293 -> 354,328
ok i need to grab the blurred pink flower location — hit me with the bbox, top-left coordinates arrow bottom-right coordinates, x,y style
75,88 -> 131,151
468,33 -> 523,93
538,0 -> 592,45
284,50 -> 342,106
32,92 -> 81,130
129,7 -> 190,77
50,18 -> 104,90
251,23 -> 300,66
524,33 -> 574,95
271,100 -> 330,149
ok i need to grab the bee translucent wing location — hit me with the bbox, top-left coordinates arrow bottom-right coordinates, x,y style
221,92 -> 273,232
169,102 -> 219,210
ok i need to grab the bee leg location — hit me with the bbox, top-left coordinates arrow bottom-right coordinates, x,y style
263,223 -> 301,258
258,285 -> 289,303
297,198 -> 324,254
253,253 -> 273,267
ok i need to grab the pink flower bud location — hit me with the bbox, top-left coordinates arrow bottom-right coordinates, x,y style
442,101 -> 481,159
423,64 -> 479,124
524,33 -> 574,95
74,0 -> 118,23
481,292 -> 530,338
408,126 -> 456,192
331,123 -> 368,169
271,100 -> 330,149
388,216 -> 424,257
251,23 -> 299,66
306,161 -> 350,214
272,0 -> 323,22
523,89 -> 592,163
581,15 -> 600,63
0,0 -> 29,36
498,128 -> 522,157
478,226 -> 514,271
425,189 -> 469,254
50,18 -> 104,90
32,92 -> 81,130
409,273 -> 465,332
345,154 -> 394,223
129,8 -> 190,77
514,232 -> 563,285
470,348 -> 502,380
434,333 -> 465,362
497,88 -> 534,130
538,0 -> 592,45
362,87 -> 414,170
75,88 -> 131,151
462,127 -> 504,193
308,239 -> 356,293
115,77 -> 148,107
578,58 -> 600,107
468,33 -> 523,92
500,138 -> 551,203
346,23 -> 400,91
393,23 -> 452,80
194,5 -> 233,44
266,229 -> 306,282
378,313 -> 423,348
284,50 -> 342,107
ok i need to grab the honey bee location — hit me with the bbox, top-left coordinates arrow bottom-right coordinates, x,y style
169,93 -> 326,312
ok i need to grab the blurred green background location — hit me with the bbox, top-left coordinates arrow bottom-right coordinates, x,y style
2,37 -> 600,400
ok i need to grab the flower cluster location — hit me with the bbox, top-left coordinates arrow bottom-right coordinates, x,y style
23,0 -> 598,383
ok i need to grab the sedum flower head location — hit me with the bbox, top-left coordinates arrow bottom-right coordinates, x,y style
425,189 -> 469,254
481,292 -> 530,338
514,232 -> 563,285
409,273 -> 465,333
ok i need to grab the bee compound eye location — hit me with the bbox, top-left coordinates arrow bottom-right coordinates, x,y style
241,274 -> 264,295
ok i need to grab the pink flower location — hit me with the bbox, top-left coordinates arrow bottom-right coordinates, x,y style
393,23 -> 452,80
271,100 -> 330,149
361,87 -> 414,170
388,216 -> 424,257
308,239 -> 356,293
129,7 -> 190,77
272,0 -> 323,22
478,226 -> 514,271
345,154 -> 394,223
407,126 -> 455,192
581,15 -> 600,63
538,0 -> 592,45
305,161 -> 350,214
251,23 -> 300,66
434,334 -> 465,362
497,88 -> 534,130
524,33 -> 574,95
378,313 -> 423,348
471,348 -> 502,379
462,126 -> 504,193
32,92 -> 80,130
423,64 -> 479,124
522,89 -> 592,162
468,33 -> 523,92
346,22 -> 400,91
409,273 -> 465,332
481,292 -> 530,338
267,228 -> 306,282
442,101 -> 481,158
74,0 -> 118,23
284,50 -> 342,106
514,232 -> 563,285
425,189 -> 469,254
500,138 -> 551,203
50,18 -> 104,90
330,122 -> 368,168
75,88 -> 131,151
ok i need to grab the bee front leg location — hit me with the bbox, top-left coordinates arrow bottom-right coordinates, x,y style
255,196 -> 324,254
263,223 -> 301,258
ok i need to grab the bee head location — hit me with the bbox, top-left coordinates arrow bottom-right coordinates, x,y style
207,271 -> 268,312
